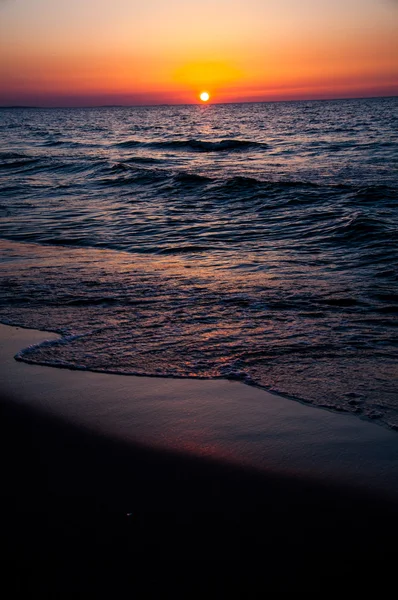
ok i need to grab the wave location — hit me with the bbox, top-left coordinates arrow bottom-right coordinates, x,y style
92,164 -> 398,203
124,156 -> 163,165
0,157 -> 40,170
41,139 -> 99,149
2,146 -> 396,211
99,166 -> 319,192
172,172 -> 212,186
99,167 -> 167,187
115,138 -> 266,152
42,139 -> 65,147
0,152 -> 30,160
113,140 -> 144,149
349,185 -> 398,204
154,139 -> 266,152
331,213 -> 392,243
158,244 -> 215,254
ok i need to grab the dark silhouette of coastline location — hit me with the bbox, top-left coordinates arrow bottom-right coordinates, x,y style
0,95 -> 396,110
0,106 -> 41,109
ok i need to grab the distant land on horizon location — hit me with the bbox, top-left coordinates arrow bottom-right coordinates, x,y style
0,94 -> 397,110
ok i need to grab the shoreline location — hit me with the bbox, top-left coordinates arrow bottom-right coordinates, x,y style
1,322 -> 398,497
2,322 -> 398,579
1,236 -> 396,429
8,317 -> 398,434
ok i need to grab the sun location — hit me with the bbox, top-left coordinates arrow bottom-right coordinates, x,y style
199,91 -> 210,102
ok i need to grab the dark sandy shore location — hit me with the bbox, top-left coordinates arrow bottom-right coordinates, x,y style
2,398 -> 398,590
1,325 -> 398,591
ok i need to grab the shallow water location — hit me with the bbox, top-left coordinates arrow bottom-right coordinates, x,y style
1,98 -> 397,426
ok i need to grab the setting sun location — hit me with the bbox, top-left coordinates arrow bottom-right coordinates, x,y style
200,92 -> 210,102
0,1 -> 397,106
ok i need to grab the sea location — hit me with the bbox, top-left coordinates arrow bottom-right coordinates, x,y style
0,97 -> 397,427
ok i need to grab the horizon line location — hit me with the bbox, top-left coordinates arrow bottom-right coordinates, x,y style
0,94 -> 397,110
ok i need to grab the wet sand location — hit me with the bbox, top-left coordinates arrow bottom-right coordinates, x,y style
1,324 -> 398,589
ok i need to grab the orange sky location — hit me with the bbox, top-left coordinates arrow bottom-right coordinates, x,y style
0,0 -> 397,106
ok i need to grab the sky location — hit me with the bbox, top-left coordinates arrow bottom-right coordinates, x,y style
0,0 -> 397,106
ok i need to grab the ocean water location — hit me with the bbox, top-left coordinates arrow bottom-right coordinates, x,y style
0,98 -> 397,427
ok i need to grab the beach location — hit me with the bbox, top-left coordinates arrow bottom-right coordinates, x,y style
1,324 -> 398,587
1,98 -> 397,588
2,0 -> 398,589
